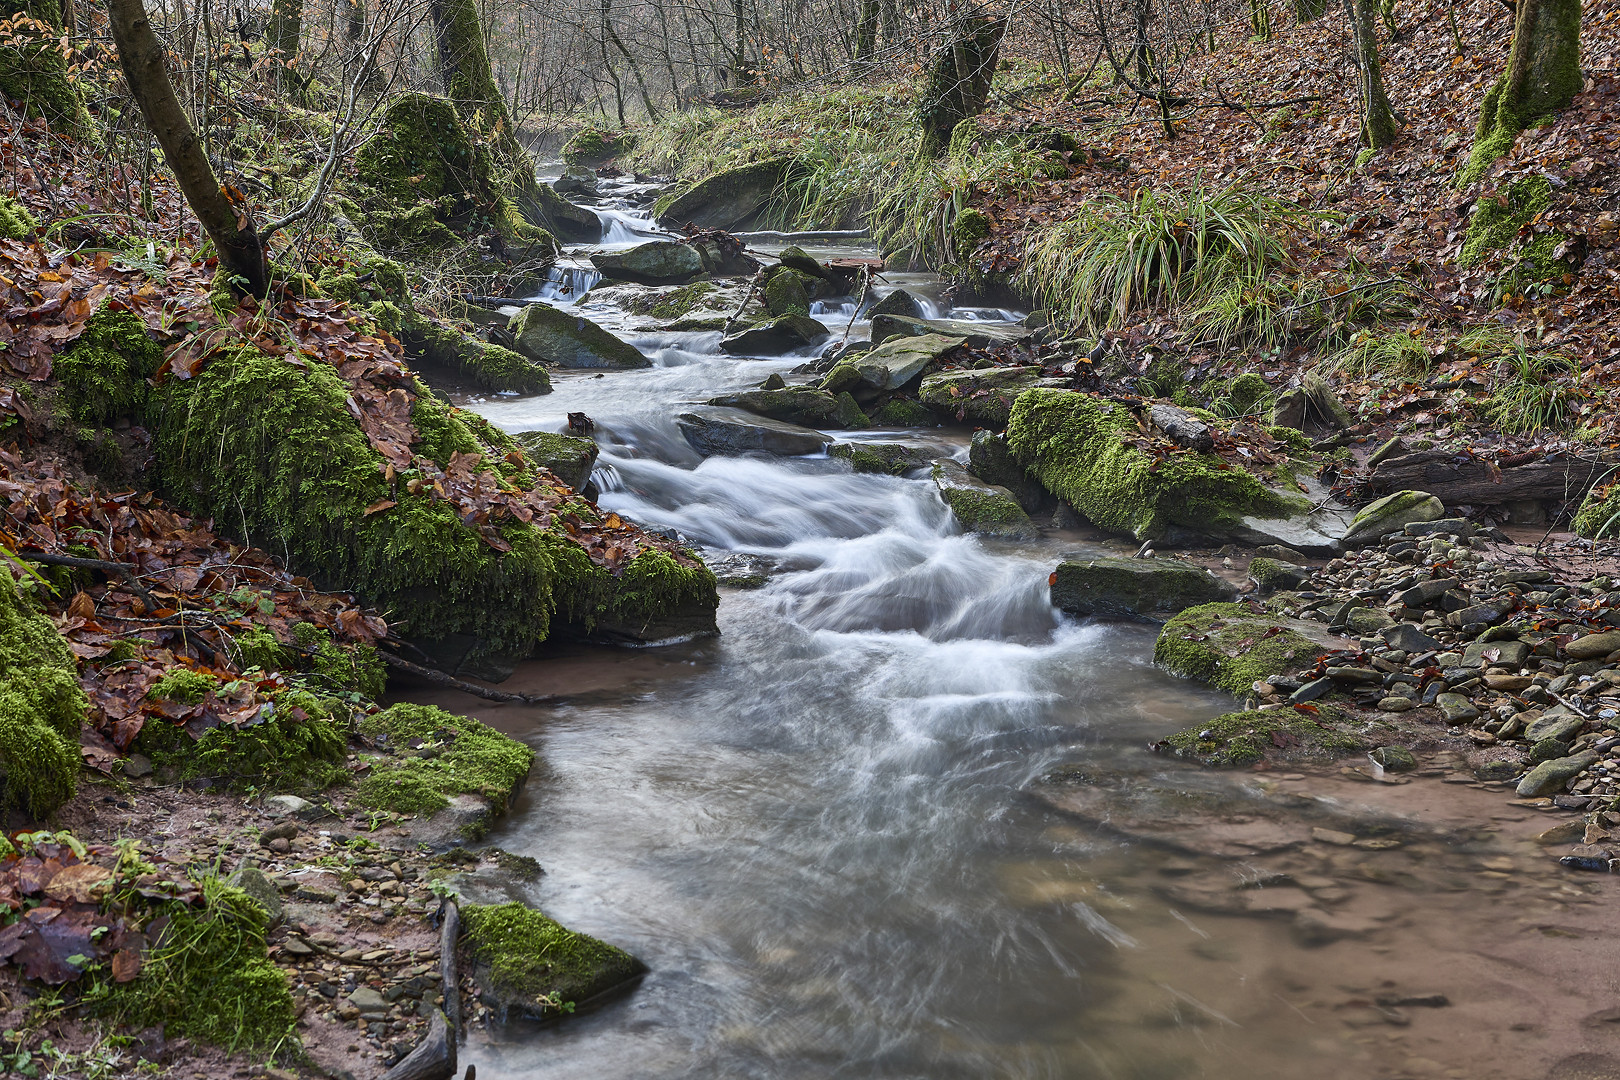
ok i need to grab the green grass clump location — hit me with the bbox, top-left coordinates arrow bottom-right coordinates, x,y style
148,669 -> 218,705
1483,348 -> 1582,434
89,876 -> 297,1054
355,703 -> 532,818
1020,178 -> 1317,333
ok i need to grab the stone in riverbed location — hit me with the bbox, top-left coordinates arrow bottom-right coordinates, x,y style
462,901 -> 646,1023
931,460 -> 1037,540
1380,623 -> 1440,653
1344,607 -> 1395,634
676,407 -> 831,457
1516,751 -> 1599,798
968,430 -> 1047,514
1155,602 -> 1343,697
513,431 -> 598,492
509,303 -> 649,369
1050,556 -> 1233,619
1248,557 -> 1310,593
1567,631 -> 1620,661
855,333 -> 961,390
706,388 -> 867,429
530,183 -> 603,244
865,288 -> 924,319
1524,708 -> 1585,744
229,866 -> 283,923
1434,693 -> 1480,724
718,314 -> 829,355
655,157 -> 800,232
1342,490 -> 1444,546
870,313 -> 1027,349
918,367 -> 1066,428
1461,639 -> 1529,668
1369,745 -> 1418,771
830,441 -> 929,475
591,241 -> 704,285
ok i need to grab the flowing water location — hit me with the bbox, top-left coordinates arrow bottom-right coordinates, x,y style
430,188 -> 1620,1080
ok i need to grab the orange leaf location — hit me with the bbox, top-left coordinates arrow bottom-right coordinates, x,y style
363,499 -> 397,517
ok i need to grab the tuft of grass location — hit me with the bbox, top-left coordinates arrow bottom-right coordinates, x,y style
1483,348 -> 1582,434
1019,177 -> 1317,333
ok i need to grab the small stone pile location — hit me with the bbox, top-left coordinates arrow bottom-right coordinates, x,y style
1249,517 -> 1620,816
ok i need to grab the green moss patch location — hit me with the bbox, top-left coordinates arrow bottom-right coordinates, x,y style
1575,484 -> 1620,539
1006,389 -> 1301,541
0,193 -> 38,241
1155,706 -> 1362,766
52,309 -> 164,425
0,570 -> 84,816
562,127 -> 637,167
355,703 -> 532,816
461,902 -> 643,1019
1154,602 -> 1327,695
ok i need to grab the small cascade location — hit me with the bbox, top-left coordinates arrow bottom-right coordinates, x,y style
598,208 -> 668,247
528,263 -> 603,304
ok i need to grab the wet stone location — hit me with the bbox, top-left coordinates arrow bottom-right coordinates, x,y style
1435,694 -> 1481,724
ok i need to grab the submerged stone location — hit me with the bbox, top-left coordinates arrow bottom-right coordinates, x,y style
1050,557 -> 1233,619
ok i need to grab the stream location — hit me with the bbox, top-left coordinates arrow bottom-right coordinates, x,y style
420,181 -> 1620,1080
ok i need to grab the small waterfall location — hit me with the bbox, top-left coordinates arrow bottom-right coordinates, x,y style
528,263 -> 603,304
599,208 -> 668,247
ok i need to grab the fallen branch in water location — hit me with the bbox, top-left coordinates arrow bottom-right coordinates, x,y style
376,649 -> 564,706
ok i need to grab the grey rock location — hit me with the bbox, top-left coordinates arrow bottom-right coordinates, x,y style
1254,544 -> 1309,564
530,183 -> 602,243
591,241 -> 704,285
229,866 -> 283,923
718,314 -> 830,355
1290,677 -> 1336,703
1343,491 -> 1444,546
1380,623 -> 1440,653
707,388 -> 867,430
1435,693 -> 1481,724
263,794 -> 325,821
968,430 -> 1047,513
1404,517 -> 1473,538
1447,604 -> 1506,628
676,407 -> 832,457
866,289 -> 924,319
1515,751 -> 1599,798
656,158 -> 799,231
855,333 -> 960,389
869,313 -> 1027,349
918,366 -> 1068,428
1397,578 -> 1459,608
1345,607 -> 1395,634
1567,631 -> 1620,661
509,303 -> 650,369
1326,665 -> 1383,685
1369,745 -> 1418,772
1048,556 -> 1233,619
551,164 -> 598,197
1524,708 -> 1585,744
1461,639 -> 1530,668
349,986 -> 389,1014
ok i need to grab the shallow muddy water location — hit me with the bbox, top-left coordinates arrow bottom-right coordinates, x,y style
431,197 -> 1620,1080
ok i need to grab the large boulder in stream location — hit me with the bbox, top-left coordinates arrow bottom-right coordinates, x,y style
718,314 -> 829,355
677,407 -> 832,457
513,430 -> 599,492
865,289 -> 925,319
461,902 -> 646,1022
1006,390 -> 1310,544
529,184 -> 603,244
508,303 -> 650,369
706,388 -> 868,429
592,241 -> 705,286
871,314 -> 1028,349
655,157 -> 801,231
853,333 -> 961,390
932,460 -> 1038,540
1049,557 -> 1234,619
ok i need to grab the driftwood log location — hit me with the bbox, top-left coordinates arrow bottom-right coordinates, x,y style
1368,451 -> 1613,506
380,901 -> 465,1080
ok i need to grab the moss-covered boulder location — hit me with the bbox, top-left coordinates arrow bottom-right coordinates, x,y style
1155,602 -> 1333,696
717,314 -> 829,355
677,407 -> 831,457
1342,490 -> 1443,546
870,313 -> 1027,349
1006,390 -> 1305,543
52,308 -> 164,424
1575,483 -> 1619,539
561,127 -> 638,167
855,333 -> 960,391
513,430 -> 599,491
866,288 -> 924,319
655,157 -> 800,232
1154,706 -> 1363,767
1050,557 -> 1233,619
830,441 -> 929,474
530,183 -> 603,244
345,94 -> 557,271
705,388 -> 867,429
462,902 -> 646,1021
0,193 -> 38,241
763,267 -> 812,316
591,241 -> 704,286
967,430 -> 1046,513
931,459 -> 1037,539
355,703 -> 532,822
0,0 -> 93,140
144,346 -> 715,667
919,367 -> 1062,428
0,570 -> 85,816
508,302 -> 650,369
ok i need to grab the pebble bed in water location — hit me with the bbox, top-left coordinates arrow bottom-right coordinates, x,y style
431,193 -> 1620,1080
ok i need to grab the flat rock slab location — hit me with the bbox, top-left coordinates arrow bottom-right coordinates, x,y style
854,333 -> 963,390
1049,556 -> 1234,619
871,313 -> 1029,349
676,407 -> 832,457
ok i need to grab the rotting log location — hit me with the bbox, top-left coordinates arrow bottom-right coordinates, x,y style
1367,450 -> 1611,505
380,1009 -> 455,1080
1148,403 -> 1215,452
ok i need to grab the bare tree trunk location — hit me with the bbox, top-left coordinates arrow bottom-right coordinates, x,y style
915,7 -> 1007,159
1460,0 -> 1581,182
108,0 -> 269,295
1348,0 -> 1399,148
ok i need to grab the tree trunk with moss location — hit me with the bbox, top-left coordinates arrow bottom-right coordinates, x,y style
1348,0 -> 1399,149
429,0 -> 527,179
1459,0 -> 1581,184
1251,0 -> 1272,39
267,0 -> 302,97
854,0 -> 879,61
108,0 -> 269,295
0,0 -> 93,139
916,8 -> 1007,160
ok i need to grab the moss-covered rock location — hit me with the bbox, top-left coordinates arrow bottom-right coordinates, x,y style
0,569 -> 84,816
762,266 -> 812,316
0,193 -> 38,240
1155,706 -> 1362,767
1050,557 -> 1232,619
512,430 -> 599,491
870,397 -> 936,427
561,127 -> 638,167
591,241 -> 704,286
461,901 -> 645,1021
1154,602 -> 1329,696
0,0 -> 93,140
705,388 -> 867,429
829,441 -> 928,474
1007,390 -> 1304,542
345,94 -> 557,270
1342,490 -> 1443,546
717,314 -> 829,355
931,459 -> 1037,539
967,429 -> 1047,513
52,308 -> 164,424
654,157 -> 800,231
1574,483 -> 1619,539
355,703 -> 532,817
508,302 -> 650,369
530,183 -> 603,244
855,332 -> 960,391
918,367 -> 1059,428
